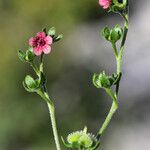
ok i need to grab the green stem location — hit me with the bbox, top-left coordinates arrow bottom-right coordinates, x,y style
36,54 -> 61,150
97,89 -> 118,138
37,91 -> 61,150
115,11 -> 129,96
47,101 -> 61,150
30,62 -> 39,75
112,42 -> 118,58
40,53 -> 44,73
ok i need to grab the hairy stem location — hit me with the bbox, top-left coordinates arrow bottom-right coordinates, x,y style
37,53 -> 61,150
47,101 -> 61,150
116,11 -> 129,96
97,89 -> 118,138
37,91 -> 61,150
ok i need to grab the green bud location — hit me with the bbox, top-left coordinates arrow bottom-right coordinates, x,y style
23,75 -> 39,92
93,72 -> 122,89
110,25 -> 123,43
101,27 -> 110,41
48,27 -> 56,36
93,72 -> 111,89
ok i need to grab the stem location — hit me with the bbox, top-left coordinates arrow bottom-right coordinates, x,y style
115,10 -> 129,96
112,42 -> 118,58
37,91 -> 61,150
36,53 -> 61,150
97,89 -> 118,138
47,101 -> 61,150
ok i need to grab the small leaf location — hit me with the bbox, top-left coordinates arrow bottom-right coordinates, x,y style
42,28 -> 47,34
48,27 -> 56,36
53,34 -> 63,42
23,81 -> 33,92
18,50 -> 26,62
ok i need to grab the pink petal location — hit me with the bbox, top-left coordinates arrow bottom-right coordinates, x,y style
45,36 -> 53,45
33,47 -> 43,56
29,37 -> 35,46
99,0 -> 111,9
103,5 -> 109,9
43,46 -> 51,54
36,32 -> 46,38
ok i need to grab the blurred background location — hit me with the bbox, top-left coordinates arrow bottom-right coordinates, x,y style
0,0 -> 150,150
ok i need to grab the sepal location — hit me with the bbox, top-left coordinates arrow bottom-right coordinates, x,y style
101,27 -> 110,41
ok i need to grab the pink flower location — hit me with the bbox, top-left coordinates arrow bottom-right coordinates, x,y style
99,0 -> 112,9
29,32 -> 53,56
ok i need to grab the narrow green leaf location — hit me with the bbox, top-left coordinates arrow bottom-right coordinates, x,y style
18,50 -> 26,62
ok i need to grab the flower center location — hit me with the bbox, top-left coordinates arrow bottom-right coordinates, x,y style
36,37 -> 46,47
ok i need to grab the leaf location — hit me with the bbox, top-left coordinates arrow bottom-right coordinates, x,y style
53,34 -> 63,42
18,50 -> 26,62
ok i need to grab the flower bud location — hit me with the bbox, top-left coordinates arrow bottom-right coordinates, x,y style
23,75 -> 39,92
93,71 -> 111,89
110,25 -> 123,43
93,72 -> 121,89
62,127 -> 98,149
